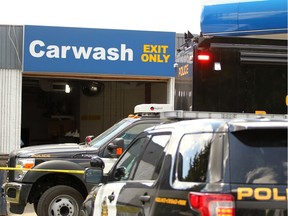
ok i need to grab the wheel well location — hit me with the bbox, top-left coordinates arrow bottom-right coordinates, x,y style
28,173 -> 87,204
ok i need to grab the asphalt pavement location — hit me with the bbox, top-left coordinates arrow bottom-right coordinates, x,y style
7,203 -> 36,216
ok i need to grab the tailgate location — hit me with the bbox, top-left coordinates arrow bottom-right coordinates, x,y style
232,185 -> 287,215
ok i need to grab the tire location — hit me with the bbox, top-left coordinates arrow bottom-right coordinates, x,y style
36,185 -> 84,216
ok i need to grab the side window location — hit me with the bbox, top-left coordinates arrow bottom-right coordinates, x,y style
176,133 -> 212,182
115,135 -> 150,180
119,123 -> 158,149
229,129 -> 287,184
133,134 -> 170,180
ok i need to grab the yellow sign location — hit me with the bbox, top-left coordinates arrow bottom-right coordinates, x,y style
141,44 -> 170,63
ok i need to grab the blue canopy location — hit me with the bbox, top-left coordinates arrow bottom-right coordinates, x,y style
200,0 -> 287,38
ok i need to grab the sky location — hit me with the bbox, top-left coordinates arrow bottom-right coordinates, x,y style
1,0 -> 203,34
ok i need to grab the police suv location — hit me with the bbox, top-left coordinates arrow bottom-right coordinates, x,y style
81,111 -> 287,216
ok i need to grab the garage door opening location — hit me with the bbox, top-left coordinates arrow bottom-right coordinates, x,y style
21,76 -> 168,147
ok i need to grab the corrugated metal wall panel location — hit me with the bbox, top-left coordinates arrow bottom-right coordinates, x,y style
176,33 -> 185,49
0,69 -> 22,154
0,25 -> 23,70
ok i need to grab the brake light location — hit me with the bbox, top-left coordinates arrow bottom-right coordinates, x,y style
197,54 -> 210,61
189,192 -> 235,216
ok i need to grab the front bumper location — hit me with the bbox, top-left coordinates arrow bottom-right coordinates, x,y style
80,197 -> 94,216
4,182 -> 32,204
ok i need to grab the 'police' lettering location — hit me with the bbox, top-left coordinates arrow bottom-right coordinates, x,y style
237,187 -> 287,201
178,64 -> 189,77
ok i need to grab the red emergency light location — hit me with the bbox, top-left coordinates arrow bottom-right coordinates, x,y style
197,54 -> 210,61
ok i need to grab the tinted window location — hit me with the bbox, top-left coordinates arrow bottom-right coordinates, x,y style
90,118 -> 133,148
229,129 -> 287,184
115,136 -> 150,180
133,134 -> 170,180
119,123 -> 158,148
176,133 -> 212,182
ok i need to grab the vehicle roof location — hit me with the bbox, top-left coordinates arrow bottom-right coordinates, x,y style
147,118 -> 288,134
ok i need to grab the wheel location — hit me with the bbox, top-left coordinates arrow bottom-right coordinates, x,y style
36,185 -> 84,216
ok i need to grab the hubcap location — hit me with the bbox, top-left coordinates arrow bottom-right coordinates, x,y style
49,195 -> 78,216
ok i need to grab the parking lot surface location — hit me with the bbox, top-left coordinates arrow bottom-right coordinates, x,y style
7,203 -> 36,216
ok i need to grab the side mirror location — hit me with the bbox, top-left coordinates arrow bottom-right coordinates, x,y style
90,156 -> 105,169
107,138 -> 124,158
84,168 -> 103,184
85,135 -> 95,144
114,166 -> 126,181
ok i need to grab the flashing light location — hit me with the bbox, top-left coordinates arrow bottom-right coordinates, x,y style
134,104 -> 173,114
255,110 -> 267,115
214,62 -> 221,71
128,114 -> 140,119
65,84 -> 71,93
198,54 -> 210,61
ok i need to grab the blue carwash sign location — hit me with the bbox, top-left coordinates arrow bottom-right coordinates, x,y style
23,25 -> 176,77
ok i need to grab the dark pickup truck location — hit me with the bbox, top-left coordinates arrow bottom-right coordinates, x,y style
4,104 -> 172,216
82,111 -> 287,216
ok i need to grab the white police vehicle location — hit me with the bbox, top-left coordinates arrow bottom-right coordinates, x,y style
81,111 -> 287,216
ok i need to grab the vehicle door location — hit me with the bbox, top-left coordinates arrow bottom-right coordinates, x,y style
94,132 -> 171,216
115,132 -> 170,216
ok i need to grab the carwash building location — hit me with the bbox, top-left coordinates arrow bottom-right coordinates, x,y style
0,25 -> 183,154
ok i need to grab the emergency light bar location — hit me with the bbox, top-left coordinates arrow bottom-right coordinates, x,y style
161,110 -> 288,120
134,104 -> 174,114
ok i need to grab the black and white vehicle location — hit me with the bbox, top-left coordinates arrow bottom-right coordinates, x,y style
82,111 -> 287,216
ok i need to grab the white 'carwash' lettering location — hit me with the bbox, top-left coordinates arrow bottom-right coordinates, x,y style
29,40 -> 134,61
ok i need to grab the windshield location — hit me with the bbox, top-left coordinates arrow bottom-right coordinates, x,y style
229,128 -> 287,184
89,118 -> 136,148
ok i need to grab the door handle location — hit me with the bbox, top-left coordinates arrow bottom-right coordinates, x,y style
108,192 -> 115,202
139,195 -> 150,203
